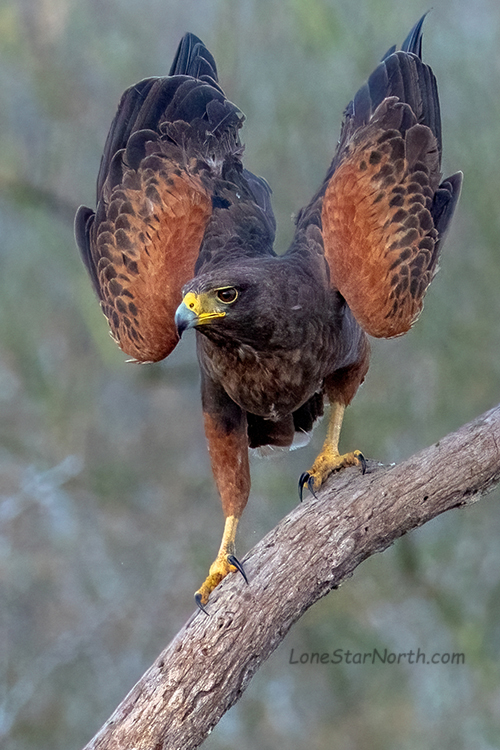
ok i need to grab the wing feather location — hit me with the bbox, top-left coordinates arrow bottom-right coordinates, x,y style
75,33 -> 247,362
322,98 -> 451,338
293,15 -> 462,339
77,159 -> 211,362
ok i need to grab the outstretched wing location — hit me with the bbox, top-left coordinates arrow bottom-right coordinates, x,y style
75,34 -> 246,362
296,15 -> 462,339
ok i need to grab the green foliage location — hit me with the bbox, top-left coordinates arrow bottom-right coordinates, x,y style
1,1 -> 499,749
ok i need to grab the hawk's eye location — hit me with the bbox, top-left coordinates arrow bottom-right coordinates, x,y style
216,287 -> 238,304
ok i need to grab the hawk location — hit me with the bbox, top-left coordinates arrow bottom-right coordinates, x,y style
75,16 -> 462,611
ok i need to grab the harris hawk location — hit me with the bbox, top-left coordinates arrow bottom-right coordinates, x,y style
75,16 -> 462,611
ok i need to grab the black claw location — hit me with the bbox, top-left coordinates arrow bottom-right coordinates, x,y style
298,471 -> 317,501
358,452 -> 367,475
308,475 -> 318,498
194,592 -> 209,616
298,472 -> 308,501
227,554 -> 248,584
298,472 -> 307,501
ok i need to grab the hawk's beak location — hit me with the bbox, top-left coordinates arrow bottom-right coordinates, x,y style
175,292 -> 226,337
175,298 -> 198,336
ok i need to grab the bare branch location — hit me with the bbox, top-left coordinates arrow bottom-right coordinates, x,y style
82,404 -> 500,750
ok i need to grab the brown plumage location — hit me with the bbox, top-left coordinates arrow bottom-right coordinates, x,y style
75,17 -> 462,610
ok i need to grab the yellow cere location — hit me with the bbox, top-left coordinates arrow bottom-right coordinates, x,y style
182,291 -> 227,323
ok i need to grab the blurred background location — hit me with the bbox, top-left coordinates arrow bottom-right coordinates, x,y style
1,0 -> 500,748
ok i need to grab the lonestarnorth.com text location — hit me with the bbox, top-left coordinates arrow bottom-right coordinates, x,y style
289,648 -> 465,666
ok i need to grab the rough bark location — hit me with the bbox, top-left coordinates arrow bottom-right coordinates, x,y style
83,404 -> 500,750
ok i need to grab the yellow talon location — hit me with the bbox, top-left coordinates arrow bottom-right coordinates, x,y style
195,515 -> 247,612
305,448 -> 365,492
299,402 -> 365,499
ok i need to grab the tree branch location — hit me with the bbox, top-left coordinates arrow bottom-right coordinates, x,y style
82,404 -> 500,750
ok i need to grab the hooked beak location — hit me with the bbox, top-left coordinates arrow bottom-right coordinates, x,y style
175,299 -> 198,336
175,291 -> 226,337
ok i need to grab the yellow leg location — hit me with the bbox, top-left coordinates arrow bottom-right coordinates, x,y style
299,402 -> 365,498
195,515 -> 247,612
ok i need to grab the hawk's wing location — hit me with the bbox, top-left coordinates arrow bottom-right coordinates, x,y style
75,34 -> 274,362
294,15 -> 462,338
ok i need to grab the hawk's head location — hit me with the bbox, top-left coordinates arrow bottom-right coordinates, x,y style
174,258 -> 325,350
175,285 -> 239,334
